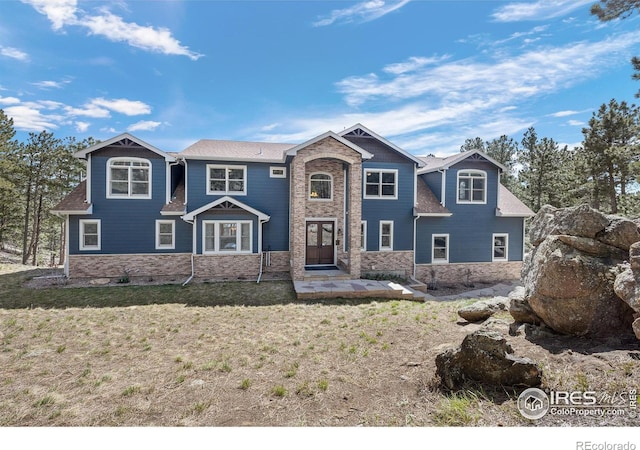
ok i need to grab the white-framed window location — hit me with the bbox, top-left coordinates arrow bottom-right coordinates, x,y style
364,169 -> 398,199
379,221 -> 393,251
107,157 -> 151,199
156,220 -> 175,250
457,170 -> 486,204
270,166 -> 287,178
309,172 -> 332,200
360,220 -> 367,251
492,233 -> 509,261
432,234 -> 449,263
79,219 -> 101,251
202,220 -> 252,254
207,165 -> 247,195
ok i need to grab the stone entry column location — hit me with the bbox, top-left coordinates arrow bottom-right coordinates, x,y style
347,161 -> 362,279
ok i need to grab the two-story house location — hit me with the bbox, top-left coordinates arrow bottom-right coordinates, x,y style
52,124 -> 533,285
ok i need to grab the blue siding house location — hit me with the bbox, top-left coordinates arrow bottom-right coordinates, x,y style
52,124 -> 533,284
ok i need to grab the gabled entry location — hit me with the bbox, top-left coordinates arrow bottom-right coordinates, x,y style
305,220 -> 335,266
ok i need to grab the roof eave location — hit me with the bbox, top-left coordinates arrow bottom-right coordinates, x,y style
177,154 -> 285,163
340,123 -> 425,167
285,131 -> 374,160
74,133 -> 176,162
51,204 -> 93,216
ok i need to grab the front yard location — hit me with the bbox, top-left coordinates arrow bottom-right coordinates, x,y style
0,263 -> 638,426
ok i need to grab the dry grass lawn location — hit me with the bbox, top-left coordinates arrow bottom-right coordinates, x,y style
1,263 -> 639,427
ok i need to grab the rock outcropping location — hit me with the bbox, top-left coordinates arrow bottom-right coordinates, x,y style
435,329 -> 541,389
521,204 -> 639,338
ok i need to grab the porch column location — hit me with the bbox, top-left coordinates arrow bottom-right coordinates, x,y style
348,160 -> 362,279
290,156 -> 306,280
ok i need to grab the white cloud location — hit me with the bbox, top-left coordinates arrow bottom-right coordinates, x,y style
256,30 -> 640,155
31,80 -> 67,89
64,103 -> 110,118
0,96 -> 21,105
127,120 -> 161,132
75,121 -> 90,132
492,0 -> 593,22
313,0 -> 411,27
549,109 -> 591,117
0,46 -> 29,61
22,0 -> 202,60
81,9 -> 203,60
90,97 -> 151,116
4,104 -> 62,131
383,55 -> 450,75
21,0 -> 78,31
567,119 -> 585,126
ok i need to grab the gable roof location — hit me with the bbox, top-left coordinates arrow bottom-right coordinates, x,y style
74,133 -> 176,162
340,124 -> 425,167
50,180 -> 92,215
285,131 -> 373,160
180,140 -> 296,162
496,185 -> 535,217
182,196 -> 270,222
417,149 -> 507,174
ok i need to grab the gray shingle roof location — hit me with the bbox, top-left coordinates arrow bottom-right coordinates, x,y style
179,140 -> 295,161
51,180 -> 91,213
414,178 -> 451,216
497,184 -> 534,217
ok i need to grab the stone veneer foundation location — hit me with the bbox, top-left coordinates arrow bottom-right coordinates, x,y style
415,261 -> 523,285
68,251 -> 291,280
361,251 -> 414,277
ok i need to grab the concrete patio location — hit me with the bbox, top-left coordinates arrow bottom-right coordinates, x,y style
293,278 -> 427,300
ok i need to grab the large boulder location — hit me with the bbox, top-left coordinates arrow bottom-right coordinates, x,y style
524,236 -> 634,336
523,205 -> 638,338
435,329 -> 541,389
613,242 -> 640,340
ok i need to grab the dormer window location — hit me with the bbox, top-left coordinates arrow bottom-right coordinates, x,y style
107,158 -> 151,199
309,173 -> 332,200
457,170 -> 486,204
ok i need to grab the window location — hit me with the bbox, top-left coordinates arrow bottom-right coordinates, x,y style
80,219 -> 100,251
203,220 -> 252,254
360,221 -> 367,251
457,170 -> 486,204
364,169 -> 397,199
207,165 -> 246,195
493,233 -> 508,261
432,234 -> 449,263
156,220 -> 175,250
309,173 -> 332,200
379,221 -> 393,251
270,166 -> 287,178
108,158 -> 151,198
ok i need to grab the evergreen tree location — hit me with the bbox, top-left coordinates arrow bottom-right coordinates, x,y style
485,135 -> 520,193
0,110 -> 20,249
518,127 -> 570,211
459,137 -> 485,153
581,99 -> 640,213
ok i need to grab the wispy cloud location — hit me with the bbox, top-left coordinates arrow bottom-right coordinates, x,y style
21,0 -> 203,60
492,0 -> 593,22
127,120 -> 162,132
256,30 -> 640,154
549,109 -> 591,117
31,79 -> 71,90
313,0 -> 410,27
0,45 -> 30,61
4,96 -> 152,132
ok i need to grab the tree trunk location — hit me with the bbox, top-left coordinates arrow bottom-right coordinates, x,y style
607,163 -> 617,213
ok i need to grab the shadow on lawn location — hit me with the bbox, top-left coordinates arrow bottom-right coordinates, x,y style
0,267 -> 397,310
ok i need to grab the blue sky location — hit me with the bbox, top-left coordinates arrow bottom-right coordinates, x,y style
2,0 -> 640,156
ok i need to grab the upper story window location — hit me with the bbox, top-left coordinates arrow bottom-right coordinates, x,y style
364,169 -> 397,199
108,158 -> 151,199
309,173 -> 332,200
457,170 -> 486,204
207,165 -> 246,195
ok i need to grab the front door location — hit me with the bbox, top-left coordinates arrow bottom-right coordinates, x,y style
306,221 -> 335,266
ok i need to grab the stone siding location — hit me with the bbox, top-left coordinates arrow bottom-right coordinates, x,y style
68,253 -> 191,278
415,261 -> 523,285
262,251 -> 290,273
290,136 -> 362,280
361,251 -> 414,277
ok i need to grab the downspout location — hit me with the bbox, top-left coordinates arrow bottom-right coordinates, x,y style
438,169 -> 446,207
182,215 -> 196,286
413,215 -> 418,280
257,218 -> 268,283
